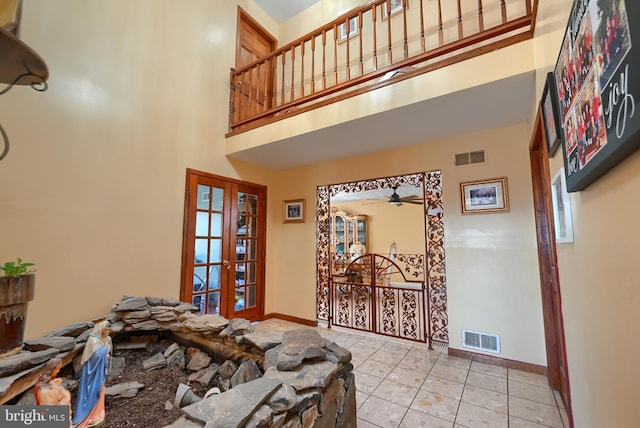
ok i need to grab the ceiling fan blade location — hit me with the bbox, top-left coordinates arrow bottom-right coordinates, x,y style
403,200 -> 423,205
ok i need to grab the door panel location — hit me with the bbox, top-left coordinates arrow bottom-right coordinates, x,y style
529,107 -> 573,426
235,9 -> 276,122
182,170 -> 266,321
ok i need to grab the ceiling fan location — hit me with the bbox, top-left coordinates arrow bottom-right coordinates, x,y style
366,185 -> 423,206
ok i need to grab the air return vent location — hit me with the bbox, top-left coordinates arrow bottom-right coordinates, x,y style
455,150 -> 486,166
462,329 -> 500,353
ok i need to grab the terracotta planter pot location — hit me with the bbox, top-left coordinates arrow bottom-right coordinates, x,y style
0,274 -> 35,358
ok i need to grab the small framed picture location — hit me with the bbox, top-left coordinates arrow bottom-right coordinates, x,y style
283,199 -> 305,223
338,16 -> 359,42
381,0 -> 406,19
551,168 -> 574,243
460,177 -> 509,214
541,72 -> 562,157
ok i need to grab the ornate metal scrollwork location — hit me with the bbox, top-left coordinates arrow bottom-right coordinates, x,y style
317,171 -> 448,347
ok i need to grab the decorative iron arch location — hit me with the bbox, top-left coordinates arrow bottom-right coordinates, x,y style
315,171 -> 448,348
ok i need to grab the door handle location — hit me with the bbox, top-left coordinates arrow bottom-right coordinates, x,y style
223,260 -> 231,270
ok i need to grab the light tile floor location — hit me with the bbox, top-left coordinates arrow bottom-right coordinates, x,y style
257,319 -> 570,428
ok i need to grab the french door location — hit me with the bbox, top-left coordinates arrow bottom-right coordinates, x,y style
181,169 -> 266,321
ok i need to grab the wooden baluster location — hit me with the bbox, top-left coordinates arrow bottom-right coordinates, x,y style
437,0 -> 443,46
358,11 -> 364,76
333,24 -> 338,85
271,55 -> 277,108
229,68 -> 236,129
255,63 -> 261,113
372,4 -> 378,71
280,54 -> 286,105
457,0 -> 463,40
345,17 -> 351,81
243,69 -> 251,117
386,0 -> 393,65
419,0 -> 425,52
264,57 -> 274,110
501,0 -> 507,24
300,41 -> 305,98
402,0 -> 408,59
290,47 -> 295,102
322,30 -> 327,90
311,37 -> 316,94
478,0 -> 484,32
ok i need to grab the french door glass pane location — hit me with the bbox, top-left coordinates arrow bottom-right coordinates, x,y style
248,262 -> 256,283
209,265 -> 220,290
247,285 -> 256,307
249,217 -> 257,237
248,239 -> 257,260
193,266 -> 208,292
197,185 -> 210,210
192,295 -> 205,315
237,216 -> 247,236
208,292 -> 220,315
235,263 -> 245,285
195,212 -> 209,236
247,194 -> 258,214
212,188 -> 224,211
235,288 -> 245,311
195,239 -> 208,264
209,239 -> 222,263
210,213 -> 223,236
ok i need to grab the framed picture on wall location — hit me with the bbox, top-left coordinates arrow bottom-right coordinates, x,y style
338,16 -> 359,42
381,0 -> 406,19
283,199 -> 305,223
551,168 -> 574,243
554,0 -> 640,192
541,72 -> 562,157
460,177 -> 510,214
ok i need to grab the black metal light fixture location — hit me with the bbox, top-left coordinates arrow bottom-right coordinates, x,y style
0,0 -> 49,161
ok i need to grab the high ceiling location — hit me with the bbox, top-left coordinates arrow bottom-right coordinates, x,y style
254,0 -> 320,23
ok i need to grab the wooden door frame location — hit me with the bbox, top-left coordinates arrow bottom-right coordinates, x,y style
529,106 -> 573,426
236,6 -> 277,70
180,168 -> 267,320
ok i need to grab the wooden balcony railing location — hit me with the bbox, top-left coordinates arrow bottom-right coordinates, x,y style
228,0 -> 538,136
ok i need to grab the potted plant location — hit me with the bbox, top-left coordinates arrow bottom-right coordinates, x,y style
0,258 -> 36,358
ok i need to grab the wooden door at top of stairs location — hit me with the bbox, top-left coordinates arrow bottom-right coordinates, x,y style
529,106 -> 573,427
235,8 -> 276,122
181,169 -> 266,322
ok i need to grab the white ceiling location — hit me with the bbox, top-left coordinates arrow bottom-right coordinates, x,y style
331,183 -> 422,202
228,71 -> 535,170
254,0 -> 321,23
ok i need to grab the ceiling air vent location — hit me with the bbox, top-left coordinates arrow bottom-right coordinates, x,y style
463,329 -> 500,353
455,150 -> 486,166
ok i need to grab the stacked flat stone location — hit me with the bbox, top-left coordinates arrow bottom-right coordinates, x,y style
0,295 -> 357,427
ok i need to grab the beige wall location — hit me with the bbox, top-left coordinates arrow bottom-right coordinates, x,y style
0,0 -> 278,336
269,122 -> 546,365
530,0 -> 640,426
4,0 -> 640,424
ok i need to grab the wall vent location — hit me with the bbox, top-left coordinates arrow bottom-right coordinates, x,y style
455,150 -> 486,166
462,329 -> 500,353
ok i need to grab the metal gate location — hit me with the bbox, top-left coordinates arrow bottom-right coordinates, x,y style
329,253 -> 430,345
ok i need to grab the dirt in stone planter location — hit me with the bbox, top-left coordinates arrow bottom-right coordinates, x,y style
72,340 -> 209,428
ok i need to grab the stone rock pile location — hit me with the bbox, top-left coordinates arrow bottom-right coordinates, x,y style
0,296 -> 357,428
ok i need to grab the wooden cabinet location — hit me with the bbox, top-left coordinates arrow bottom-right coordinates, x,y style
330,208 -> 367,255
